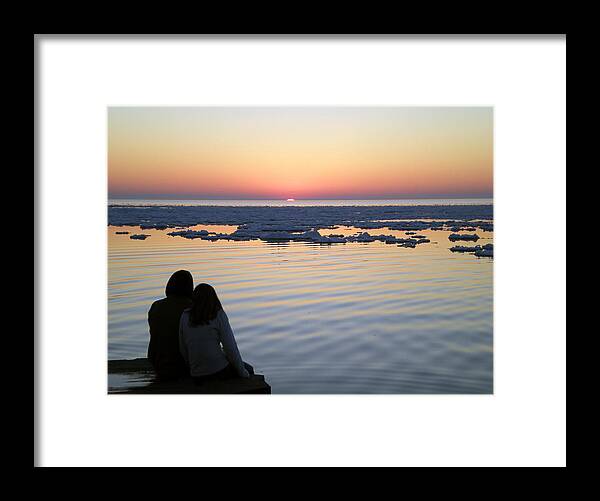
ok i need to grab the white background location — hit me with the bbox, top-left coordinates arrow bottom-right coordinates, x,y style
36,36 -> 566,467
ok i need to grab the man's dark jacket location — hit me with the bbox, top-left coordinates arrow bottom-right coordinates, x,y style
148,295 -> 191,380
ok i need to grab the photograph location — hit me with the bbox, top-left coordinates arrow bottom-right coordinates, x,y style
36,34 -> 566,467
107,106 -> 494,395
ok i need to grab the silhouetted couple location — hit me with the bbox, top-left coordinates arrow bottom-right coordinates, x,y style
148,270 -> 254,384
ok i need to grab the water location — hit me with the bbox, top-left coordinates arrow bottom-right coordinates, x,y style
108,201 -> 493,394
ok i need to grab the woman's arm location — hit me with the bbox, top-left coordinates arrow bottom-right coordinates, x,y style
218,310 -> 250,378
178,313 -> 189,365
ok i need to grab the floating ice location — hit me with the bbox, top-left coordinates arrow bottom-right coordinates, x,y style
475,248 -> 494,258
310,234 -> 346,244
260,231 -> 301,241
129,234 -> 150,240
450,243 -> 493,258
115,231 -> 129,235
347,232 -> 377,243
398,240 -> 417,248
320,236 -> 346,244
450,245 -> 481,253
109,204 -> 493,231
167,229 -> 209,239
475,243 -> 494,257
108,204 -> 493,249
140,223 -> 169,230
297,229 -> 345,244
383,221 -> 431,231
299,229 -> 323,241
448,233 -> 480,242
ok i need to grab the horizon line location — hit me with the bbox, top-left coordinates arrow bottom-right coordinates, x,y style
108,195 -> 494,201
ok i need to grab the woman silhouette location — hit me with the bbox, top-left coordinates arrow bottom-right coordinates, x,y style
147,270 -> 193,381
179,283 -> 253,384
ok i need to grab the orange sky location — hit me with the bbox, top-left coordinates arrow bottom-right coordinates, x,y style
108,107 -> 492,199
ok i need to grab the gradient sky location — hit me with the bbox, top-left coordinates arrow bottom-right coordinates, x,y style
108,107 -> 492,199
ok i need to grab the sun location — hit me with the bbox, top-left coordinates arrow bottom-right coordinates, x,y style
286,198 -> 296,202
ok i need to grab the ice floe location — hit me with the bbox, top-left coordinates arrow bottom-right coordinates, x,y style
450,245 -> 481,253
450,243 -> 493,258
448,233 -> 480,242
167,229 -> 209,239
475,243 -> 494,257
474,248 -> 494,258
129,234 -> 151,240
398,240 -> 417,248
346,232 -> 377,243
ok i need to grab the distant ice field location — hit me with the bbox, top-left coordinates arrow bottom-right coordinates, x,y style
108,203 -> 493,230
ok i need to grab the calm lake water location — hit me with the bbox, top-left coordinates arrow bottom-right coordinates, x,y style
108,200 -> 493,394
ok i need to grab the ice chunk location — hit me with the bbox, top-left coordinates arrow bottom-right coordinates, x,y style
397,241 -> 416,248
299,229 -> 323,241
167,229 -> 209,239
449,245 -> 482,253
450,243 -> 493,257
347,232 -> 376,243
140,223 -> 169,230
260,231 -> 300,241
474,248 -> 493,257
448,233 -> 480,242
313,235 -> 346,244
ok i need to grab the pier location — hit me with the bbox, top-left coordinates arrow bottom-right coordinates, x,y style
108,358 -> 271,394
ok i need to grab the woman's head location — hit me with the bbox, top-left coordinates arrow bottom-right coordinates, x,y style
189,283 -> 223,325
165,270 -> 194,299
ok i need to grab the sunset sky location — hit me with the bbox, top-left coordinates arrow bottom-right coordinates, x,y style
108,107 -> 492,200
